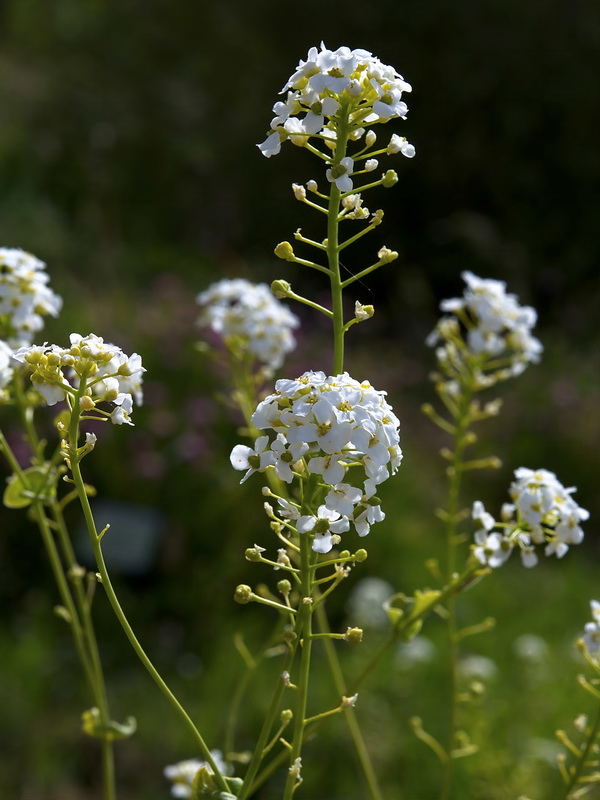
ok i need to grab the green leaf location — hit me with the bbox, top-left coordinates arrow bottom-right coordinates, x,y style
3,467 -> 54,508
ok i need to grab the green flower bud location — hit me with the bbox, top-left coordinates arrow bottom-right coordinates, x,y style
280,708 -> 293,722
234,585 -> 253,604
274,241 -> 295,260
344,627 -> 364,644
354,549 -> 368,562
381,170 -> 399,188
277,579 -> 292,596
271,279 -> 292,298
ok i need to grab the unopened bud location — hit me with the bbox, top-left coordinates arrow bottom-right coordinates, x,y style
344,627 -> 364,644
354,549 -> 368,562
80,395 -> 95,411
245,547 -> 263,562
365,130 -> 377,147
306,179 -> 318,193
280,708 -> 293,722
354,301 -> 374,321
274,241 -> 295,261
234,585 -> 253,604
377,246 -> 399,264
292,183 -> 306,201
271,279 -> 292,298
277,579 -> 292,596
381,169 -> 399,188
364,159 -> 378,172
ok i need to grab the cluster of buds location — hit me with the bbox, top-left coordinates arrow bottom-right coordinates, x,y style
0,247 -> 62,347
428,271 -> 543,394
197,278 -> 299,372
14,333 -> 144,427
230,370 -> 401,553
472,467 -> 589,568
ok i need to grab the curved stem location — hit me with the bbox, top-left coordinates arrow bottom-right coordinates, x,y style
67,396 -> 229,795
565,700 -> 600,798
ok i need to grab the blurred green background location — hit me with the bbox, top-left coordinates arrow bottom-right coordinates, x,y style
1,1 -> 599,798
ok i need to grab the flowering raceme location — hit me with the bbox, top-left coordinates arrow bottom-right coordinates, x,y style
428,271 -> 543,391
14,333 -> 145,426
257,43 -> 415,193
0,247 -> 63,347
472,467 -> 589,568
581,600 -> 600,663
197,278 -> 299,372
230,370 -> 402,553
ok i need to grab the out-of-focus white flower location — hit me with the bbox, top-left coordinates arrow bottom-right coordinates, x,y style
0,340 -> 15,399
233,371 -> 401,552
0,248 -> 62,346
428,271 -> 542,391
197,278 -> 299,372
347,576 -> 394,629
471,468 -> 588,569
458,654 -> 498,680
513,633 -> 549,662
14,333 -> 144,427
581,600 -> 600,662
164,751 -> 228,798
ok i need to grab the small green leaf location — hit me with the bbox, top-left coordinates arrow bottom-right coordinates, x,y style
3,467 -> 53,508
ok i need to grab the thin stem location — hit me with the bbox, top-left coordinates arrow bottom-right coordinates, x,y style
326,109 -> 351,376
565,700 -> 600,798
439,388 -> 473,800
314,601 -> 385,800
67,396 -> 229,795
282,534 -> 316,800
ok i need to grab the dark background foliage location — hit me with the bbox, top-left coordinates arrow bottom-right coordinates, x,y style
1,1 -> 599,798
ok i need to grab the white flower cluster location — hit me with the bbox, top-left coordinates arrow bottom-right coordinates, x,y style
14,333 -> 144,426
258,43 -> 415,168
0,247 -> 62,347
197,279 -> 299,372
231,371 -> 402,553
581,600 -> 600,663
473,468 -> 589,569
164,751 -> 227,798
428,271 -> 543,390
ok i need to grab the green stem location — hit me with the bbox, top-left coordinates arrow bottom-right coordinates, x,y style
314,601 -> 385,800
440,389 -> 473,800
67,396 -> 229,795
565,700 -> 600,798
326,113 -> 351,376
282,534 -> 316,800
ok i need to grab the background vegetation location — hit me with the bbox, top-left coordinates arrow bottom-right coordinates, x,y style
1,1 -> 598,798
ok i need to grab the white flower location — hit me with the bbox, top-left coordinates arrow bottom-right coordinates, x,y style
257,131 -> 282,158
15,334 -> 145,427
325,483 -> 363,516
0,248 -> 62,347
582,601 -> 600,662
326,156 -> 355,193
197,278 -> 299,372
0,340 -> 14,398
230,435 -> 275,483
473,530 -> 512,569
260,44 -> 412,158
387,134 -> 416,157
428,271 -> 542,387
296,505 -> 350,554
164,751 -> 228,798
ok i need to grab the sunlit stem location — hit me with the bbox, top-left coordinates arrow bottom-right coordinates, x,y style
326,108 -> 352,375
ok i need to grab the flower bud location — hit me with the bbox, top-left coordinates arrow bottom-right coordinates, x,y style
365,130 -> 377,147
381,170 -> 398,188
354,549 -> 368,562
292,183 -> 306,201
306,179 -> 318,193
234,584 -> 253,604
344,627 -> 364,644
80,395 -> 96,411
280,708 -> 293,722
277,579 -> 292,595
364,159 -> 378,172
274,241 -> 295,261
271,279 -> 292,298
377,246 -> 398,264
354,301 -> 374,321
245,547 -> 263,562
